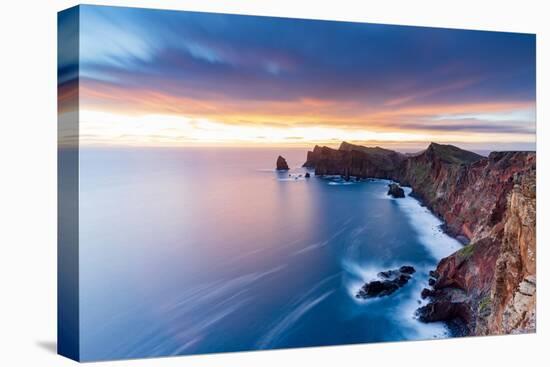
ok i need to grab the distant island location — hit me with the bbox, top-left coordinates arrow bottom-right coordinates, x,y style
298,141 -> 536,336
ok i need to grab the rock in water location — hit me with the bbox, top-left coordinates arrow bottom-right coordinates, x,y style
416,300 -> 472,326
378,269 -> 400,279
357,280 -> 400,298
400,265 -> 416,274
276,155 -> 289,170
387,183 -> 405,198
421,288 -> 435,299
305,172 -> 311,178
356,265 -> 415,299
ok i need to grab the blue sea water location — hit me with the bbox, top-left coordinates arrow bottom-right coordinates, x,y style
76,147 -> 462,361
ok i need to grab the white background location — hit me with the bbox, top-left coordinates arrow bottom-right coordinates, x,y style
0,0 -> 548,366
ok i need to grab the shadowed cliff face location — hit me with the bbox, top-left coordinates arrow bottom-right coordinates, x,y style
303,141 -> 536,336
303,142 -> 406,180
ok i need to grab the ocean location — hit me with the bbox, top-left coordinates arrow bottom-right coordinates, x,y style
76,147 -> 462,361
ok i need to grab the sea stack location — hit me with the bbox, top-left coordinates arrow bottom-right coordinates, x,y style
276,155 -> 289,171
387,183 -> 405,198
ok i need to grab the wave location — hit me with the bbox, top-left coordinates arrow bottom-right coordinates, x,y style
257,273 -> 339,348
396,270 -> 451,340
395,187 -> 462,260
114,265 -> 287,358
292,240 -> 330,255
328,181 -> 355,186
277,177 -> 306,181
340,181 -> 461,340
292,220 -> 352,256
342,259 -> 450,339
257,290 -> 334,348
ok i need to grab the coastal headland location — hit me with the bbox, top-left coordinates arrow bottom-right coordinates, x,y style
301,141 -> 536,336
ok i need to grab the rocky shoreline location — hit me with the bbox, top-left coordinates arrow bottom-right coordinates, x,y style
301,141 -> 536,336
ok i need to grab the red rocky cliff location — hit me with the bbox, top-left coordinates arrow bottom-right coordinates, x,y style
303,142 -> 536,335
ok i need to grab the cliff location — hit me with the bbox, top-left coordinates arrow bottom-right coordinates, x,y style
303,142 -> 406,180
303,142 -> 536,336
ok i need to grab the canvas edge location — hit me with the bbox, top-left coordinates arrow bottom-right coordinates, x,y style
57,4 -> 81,362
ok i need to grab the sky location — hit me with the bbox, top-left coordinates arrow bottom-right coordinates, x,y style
59,5 -> 536,150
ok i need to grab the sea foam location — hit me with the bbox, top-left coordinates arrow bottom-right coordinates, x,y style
387,185 -> 462,339
395,187 -> 463,260
343,181 -> 463,340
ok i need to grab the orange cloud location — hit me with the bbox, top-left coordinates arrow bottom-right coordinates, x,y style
80,79 -> 533,134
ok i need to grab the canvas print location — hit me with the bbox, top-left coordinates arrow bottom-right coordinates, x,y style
58,5 -> 536,362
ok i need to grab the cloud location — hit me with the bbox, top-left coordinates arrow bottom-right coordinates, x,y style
391,119 -> 536,134
78,6 -> 535,104
74,5 -> 536,146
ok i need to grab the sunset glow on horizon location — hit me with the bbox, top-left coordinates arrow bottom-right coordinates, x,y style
59,6 -> 536,151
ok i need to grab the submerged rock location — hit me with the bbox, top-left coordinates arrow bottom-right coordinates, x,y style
305,172 -> 311,178
276,155 -> 289,171
387,183 -> 405,198
356,265 -> 415,299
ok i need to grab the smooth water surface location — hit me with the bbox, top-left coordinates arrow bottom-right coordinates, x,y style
77,147 -> 462,361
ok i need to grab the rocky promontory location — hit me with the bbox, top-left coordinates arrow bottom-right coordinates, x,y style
303,142 -> 405,180
303,141 -> 536,336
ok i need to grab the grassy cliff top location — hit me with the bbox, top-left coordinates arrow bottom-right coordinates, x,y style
425,142 -> 484,164
338,141 -> 403,155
